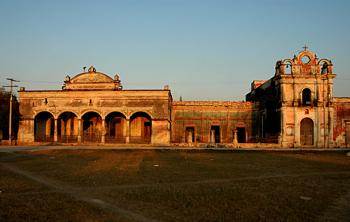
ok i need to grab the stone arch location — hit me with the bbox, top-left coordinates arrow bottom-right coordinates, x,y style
300,118 -> 314,146
105,111 -> 127,143
282,59 -> 293,74
57,111 -> 78,143
318,59 -> 332,66
128,111 -> 153,120
80,110 -> 102,119
34,111 -> 54,142
318,59 -> 332,74
297,51 -> 317,63
58,110 -> 79,118
32,110 -> 55,120
129,112 -> 152,143
81,111 -> 102,143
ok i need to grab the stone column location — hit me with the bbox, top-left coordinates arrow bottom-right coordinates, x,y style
61,119 -> 65,137
46,119 -> 51,137
125,119 -> 130,143
210,129 -> 215,143
54,118 -> 58,142
187,131 -> 193,144
233,130 -> 238,144
101,119 -> 106,144
329,108 -> 334,148
293,78 -> 297,148
66,118 -> 70,136
279,108 -> 284,146
77,118 -> 82,143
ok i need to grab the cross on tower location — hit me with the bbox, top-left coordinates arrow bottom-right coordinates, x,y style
303,45 -> 308,51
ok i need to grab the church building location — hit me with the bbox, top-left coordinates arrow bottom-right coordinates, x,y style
17,48 -> 350,148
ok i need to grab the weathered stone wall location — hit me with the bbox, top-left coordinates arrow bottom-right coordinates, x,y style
16,50 -> 350,148
18,89 -> 172,144
246,49 -> 337,148
333,97 -> 350,147
171,101 -> 256,143
278,74 -> 335,148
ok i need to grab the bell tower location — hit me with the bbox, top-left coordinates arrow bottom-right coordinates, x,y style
275,47 -> 336,147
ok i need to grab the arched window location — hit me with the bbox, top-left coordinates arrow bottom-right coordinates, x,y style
321,62 -> 329,74
285,62 -> 292,74
302,88 -> 312,106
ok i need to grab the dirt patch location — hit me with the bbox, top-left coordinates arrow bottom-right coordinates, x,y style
78,151 -> 155,174
279,153 -> 350,166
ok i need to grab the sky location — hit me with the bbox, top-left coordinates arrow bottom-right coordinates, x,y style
0,0 -> 350,101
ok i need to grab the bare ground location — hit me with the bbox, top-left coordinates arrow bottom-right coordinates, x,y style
1,148 -> 350,222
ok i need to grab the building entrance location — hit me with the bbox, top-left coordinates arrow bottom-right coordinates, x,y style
210,126 -> 220,143
237,127 -> 246,143
300,118 -> 314,145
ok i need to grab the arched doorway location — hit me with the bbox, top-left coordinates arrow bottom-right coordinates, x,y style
82,112 -> 102,143
105,112 -> 127,143
57,112 -> 78,143
34,111 -> 54,142
300,118 -> 314,146
130,112 -> 152,143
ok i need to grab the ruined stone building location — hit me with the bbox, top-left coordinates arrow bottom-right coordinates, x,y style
17,49 -> 350,147
246,48 -> 350,147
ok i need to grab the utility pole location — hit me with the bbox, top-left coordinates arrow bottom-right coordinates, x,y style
3,78 -> 19,145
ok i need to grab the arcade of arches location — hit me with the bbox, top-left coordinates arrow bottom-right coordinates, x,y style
17,49 -> 350,147
33,111 -> 153,144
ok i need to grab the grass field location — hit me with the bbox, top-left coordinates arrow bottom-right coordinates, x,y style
1,148 -> 350,222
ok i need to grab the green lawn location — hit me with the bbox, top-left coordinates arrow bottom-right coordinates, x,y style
1,149 -> 350,222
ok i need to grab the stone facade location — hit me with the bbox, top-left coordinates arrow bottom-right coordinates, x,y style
172,101 -> 256,144
246,48 -> 350,148
333,97 -> 350,146
18,66 -> 172,145
17,50 -> 350,148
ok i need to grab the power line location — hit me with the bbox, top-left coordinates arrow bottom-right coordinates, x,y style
20,79 -> 61,84
3,78 -> 20,144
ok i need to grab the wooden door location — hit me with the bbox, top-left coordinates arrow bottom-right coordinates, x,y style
300,118 -> 314,145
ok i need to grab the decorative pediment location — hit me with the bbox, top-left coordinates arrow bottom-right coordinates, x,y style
70,72 -> 114,83
62,66 -> 123,91
275,47 -> 333,76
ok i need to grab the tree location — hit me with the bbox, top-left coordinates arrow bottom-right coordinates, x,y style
0,87 -> 20,140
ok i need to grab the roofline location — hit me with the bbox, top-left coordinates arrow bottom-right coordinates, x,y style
70,71 -> 113,82
19,89 -> 171,92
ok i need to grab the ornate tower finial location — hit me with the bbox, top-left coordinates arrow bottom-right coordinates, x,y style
302,45 -> 308,51
88,66 -> 96,73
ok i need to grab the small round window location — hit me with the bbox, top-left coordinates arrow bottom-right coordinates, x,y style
301,55 -> 310,64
